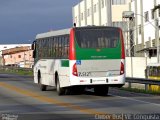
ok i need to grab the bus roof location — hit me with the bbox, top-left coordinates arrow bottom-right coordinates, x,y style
147,63 -> 160,67
35,26 -> 121,40
36,28 -> 70,39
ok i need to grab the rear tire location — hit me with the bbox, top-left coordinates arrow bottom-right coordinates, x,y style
38,72 -> 47,91
94,85 -> 109,96
56,75 -> 65,95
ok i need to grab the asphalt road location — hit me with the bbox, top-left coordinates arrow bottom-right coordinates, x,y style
0,74 -> 160,120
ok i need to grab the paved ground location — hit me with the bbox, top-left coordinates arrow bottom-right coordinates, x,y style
0,74 -> 160,120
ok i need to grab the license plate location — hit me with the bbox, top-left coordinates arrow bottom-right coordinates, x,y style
78,72 -> 91,77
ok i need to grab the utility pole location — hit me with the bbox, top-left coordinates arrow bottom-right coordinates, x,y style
153,1 -> 160,63
140,0 -> 144,57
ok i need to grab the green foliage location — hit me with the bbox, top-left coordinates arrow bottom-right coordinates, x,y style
0,68 -> 33,76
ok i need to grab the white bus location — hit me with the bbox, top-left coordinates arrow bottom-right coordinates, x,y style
32,26 -> 125,95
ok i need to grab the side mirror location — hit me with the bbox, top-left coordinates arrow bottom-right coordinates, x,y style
32,41 -> 36,58
33,50 -> 36,58
31,44 -> 34,50
31,41 -> 35,50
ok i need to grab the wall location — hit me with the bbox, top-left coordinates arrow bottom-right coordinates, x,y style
112,4 -> 129,22
130,0 -> 160,57
80,0 -> 86,26
126,57 -> 147,78
3,50 -> 34,68
93,0 -> 100,26
126,57 -> 158,78
73,0 -> 131,27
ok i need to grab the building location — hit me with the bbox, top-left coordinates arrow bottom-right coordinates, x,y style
72,0 -> 131,29
0,44 -> 31,66
0,44 -> 31,56
2,46 -> 34,68
129,0 -> 160,57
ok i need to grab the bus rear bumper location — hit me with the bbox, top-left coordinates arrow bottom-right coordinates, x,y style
70,75 -> 125,87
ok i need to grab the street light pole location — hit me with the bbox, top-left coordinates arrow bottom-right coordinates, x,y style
153,2 -> 160,63
156,18 -> 159,63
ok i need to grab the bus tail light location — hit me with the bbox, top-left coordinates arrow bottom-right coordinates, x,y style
72,63 -> 78,76
69,28 -> 76,60
120,62 -> 124,75
119,29 -> 125,59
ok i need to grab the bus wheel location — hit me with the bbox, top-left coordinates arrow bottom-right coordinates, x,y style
56,75 -> 65,95
94,86 -> 109,96
38,73 -> 47,91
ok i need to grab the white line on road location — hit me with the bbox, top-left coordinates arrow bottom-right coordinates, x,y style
110,94 -> 160,107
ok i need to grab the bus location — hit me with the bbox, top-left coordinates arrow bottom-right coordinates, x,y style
32,26 -> 125,95
145,63 -> 160,91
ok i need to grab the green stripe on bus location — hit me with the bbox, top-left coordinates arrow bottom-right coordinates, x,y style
75,39 -> 121,60
61,60 -> 69,67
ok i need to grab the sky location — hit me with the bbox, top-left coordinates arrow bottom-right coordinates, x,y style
0,0 -> 79,44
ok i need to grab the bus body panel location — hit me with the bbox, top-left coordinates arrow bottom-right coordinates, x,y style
58,60 -> 70,87
69,60 -> 125,86
76,59 -> 121,77
34,59 -> 57,86
34,59 -> 70,87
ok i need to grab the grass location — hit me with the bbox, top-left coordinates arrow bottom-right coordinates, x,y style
120,87 -> 160,95
0,68 -> 33,76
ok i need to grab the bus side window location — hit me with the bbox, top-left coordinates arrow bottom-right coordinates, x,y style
58,36 -> 62,58
38,40 -> 42,58
46,38 -> 49,58
63,36 -> 69,58
61,36 -> 65,58
53,37 -> 56,58
55,37 -> 58,58
50,37 -> 54,58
